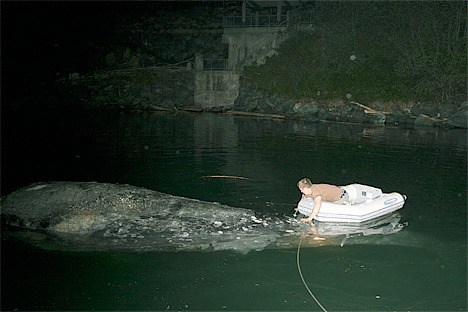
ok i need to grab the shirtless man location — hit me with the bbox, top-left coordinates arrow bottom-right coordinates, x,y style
297,178 -> 348,223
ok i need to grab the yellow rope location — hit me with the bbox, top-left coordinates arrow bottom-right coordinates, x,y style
296,235 -> 328,312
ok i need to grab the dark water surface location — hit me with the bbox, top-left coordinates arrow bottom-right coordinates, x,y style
1,110 -> 466,311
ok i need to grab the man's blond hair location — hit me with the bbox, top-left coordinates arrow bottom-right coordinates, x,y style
297,178 -> 312,189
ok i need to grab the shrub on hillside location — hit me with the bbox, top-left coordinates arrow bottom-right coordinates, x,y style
246,1 -> 466,106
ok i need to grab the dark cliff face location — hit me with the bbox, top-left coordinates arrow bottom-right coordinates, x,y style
2,2 -> 225,103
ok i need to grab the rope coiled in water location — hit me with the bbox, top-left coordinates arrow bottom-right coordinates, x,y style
296,235 -> 328,312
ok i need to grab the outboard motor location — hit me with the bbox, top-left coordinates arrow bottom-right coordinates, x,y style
342,184 -> 382,204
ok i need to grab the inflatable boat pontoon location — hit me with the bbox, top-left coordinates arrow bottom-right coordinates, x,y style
296,184 -> 406,223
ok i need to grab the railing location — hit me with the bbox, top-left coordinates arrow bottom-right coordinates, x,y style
203,59 -> 228,71
223,14 -> 289,28
203,10 -> 315,71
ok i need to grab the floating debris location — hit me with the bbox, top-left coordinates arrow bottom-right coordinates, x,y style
251,216 -> 262,224
201,175 -> 249,180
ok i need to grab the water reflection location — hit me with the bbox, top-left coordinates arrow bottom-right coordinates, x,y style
194,114 -> 238,154
292,119 -> 466,151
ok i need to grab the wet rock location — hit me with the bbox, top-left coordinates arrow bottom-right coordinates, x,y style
414,114 -> 442,127
443,101 -> 468,128
419,101 -> 441,116
293,101 -> 319,116
439,104 -> 458,118
341,103 -> 366,123
385,110 -> 415,126
363,112 -> 386,125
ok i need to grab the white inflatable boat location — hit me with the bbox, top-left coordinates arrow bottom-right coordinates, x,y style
296,184 -> 406,223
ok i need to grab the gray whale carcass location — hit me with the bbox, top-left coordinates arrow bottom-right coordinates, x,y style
1,182 -> 407,253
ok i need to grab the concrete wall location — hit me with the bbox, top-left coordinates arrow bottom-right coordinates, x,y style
194,70 -> 240,109
222,27 -> 287,70
193,27 -> 288,109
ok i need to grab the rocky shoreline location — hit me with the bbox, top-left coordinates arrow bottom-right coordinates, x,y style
11,69 -> 466,130
61,69 -> 468,129
232,78 -> 467,129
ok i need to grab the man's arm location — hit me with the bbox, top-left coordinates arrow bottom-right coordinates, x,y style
301,195 -> 322,222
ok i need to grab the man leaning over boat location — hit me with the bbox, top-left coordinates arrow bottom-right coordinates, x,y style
296,178 -> 349,223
